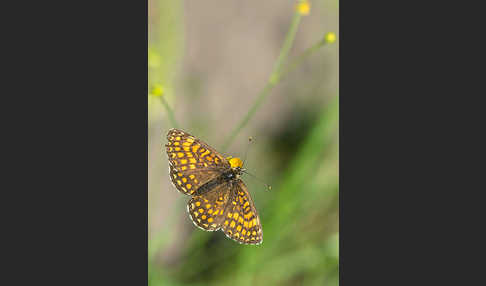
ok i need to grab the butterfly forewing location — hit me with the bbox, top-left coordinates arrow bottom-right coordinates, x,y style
166,129 -> 229,195
222,180 -> 263,245
168,163 -> 221,196
187,181 -> 232,231
166,129 -> 230,170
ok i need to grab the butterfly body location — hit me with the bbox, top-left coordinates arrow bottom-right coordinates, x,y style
165,128 -> 263,245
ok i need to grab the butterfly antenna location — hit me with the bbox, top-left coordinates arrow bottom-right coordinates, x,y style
242,170 -> 272,191
242,136 -> 253,167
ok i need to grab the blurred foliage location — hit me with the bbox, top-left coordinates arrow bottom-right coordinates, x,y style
149,1 -> 338,285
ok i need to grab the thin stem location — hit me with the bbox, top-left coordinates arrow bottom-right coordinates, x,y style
159,96 -> 179,128
280,35 -> 329,80
221,12 -> 303,152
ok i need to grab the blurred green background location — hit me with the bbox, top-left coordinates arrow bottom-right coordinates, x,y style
149,1 -> 338,285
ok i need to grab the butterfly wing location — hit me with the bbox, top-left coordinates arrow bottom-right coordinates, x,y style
166,128 -> 229,195
187,181 -> 232,231
221,180 -> 263,245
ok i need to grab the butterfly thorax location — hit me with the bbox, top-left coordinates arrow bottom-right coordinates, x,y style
194,158 -> 243,196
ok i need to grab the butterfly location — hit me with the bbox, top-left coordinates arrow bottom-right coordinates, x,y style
165,128 -> 263,245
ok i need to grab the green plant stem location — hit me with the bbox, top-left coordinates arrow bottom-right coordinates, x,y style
280,35 -> 329,80
221,12 -> 303,152
159,96 -> 179,128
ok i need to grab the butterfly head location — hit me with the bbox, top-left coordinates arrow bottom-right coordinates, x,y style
227,156 -> 245,178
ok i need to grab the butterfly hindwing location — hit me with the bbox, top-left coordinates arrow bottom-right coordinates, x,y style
187,181 -> 232,231
221,180 -> 263,245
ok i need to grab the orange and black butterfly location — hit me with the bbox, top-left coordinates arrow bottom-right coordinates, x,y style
165,128 -> 263,245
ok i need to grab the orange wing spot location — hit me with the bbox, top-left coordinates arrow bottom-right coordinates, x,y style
177,173 -> 182,177
189,158 -> 197,164
252,231 -> 257,236
198,208 -> 204,213
208,209 -> 213,214
239,196 -> 244,204
244,212 -> 253,219
201,150 -> 210,157
230,221 -> 236,228
234,232 -> 240,238
213,209 -> 219,215
183,146 -> 190,151
252,218 -> 257,226
224,220 -> 229,226
205,204 -> 211,209
238,217 -> 244,224
180,159 -> 187,164
175,136 -> 181,141
174,147 -> 181,151
195,201 -> 201,207
177,152 -> 184,158
186,184 -> 192,189
242,229 -> 247,235
189,174 -> 195,179
201,215 -> 207,220
243,201 -> 249,208
199,148 -> 205,153
182,141 -> 191,146
189,164 -> 196,169
182,177 -> 187,183
208,217 -> 214,223
227,212 -> 233,218
236,225 -> 242,232
251,237 -> 255,241
214,158 -> 219,164
171,153 -> 176,158
244,221 -> 248,228
249,220 -> 253,228
181,166 -> 187,171
192,145 -> 200,153
174,142 -> 180,146
186,138 -> 195,143
233,213 -> 239,220
206,156 -> 213,161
